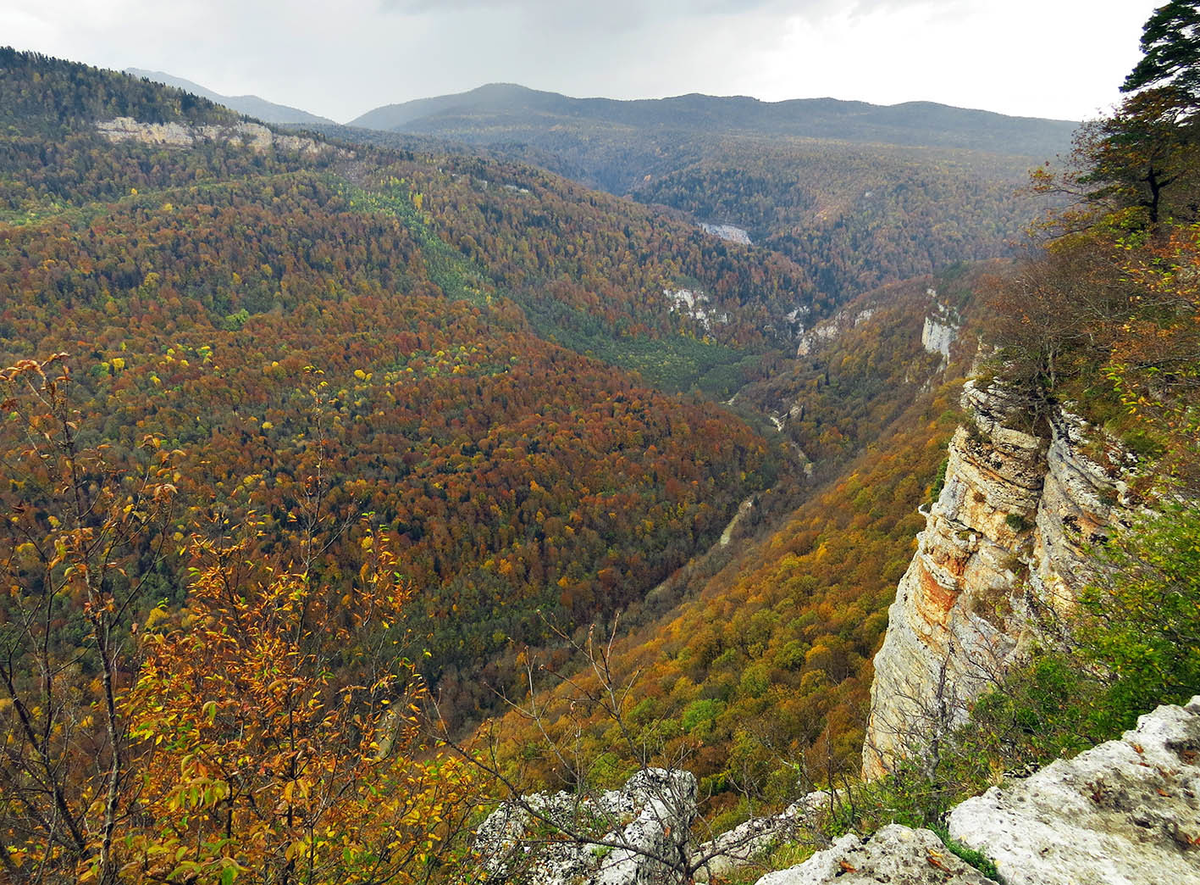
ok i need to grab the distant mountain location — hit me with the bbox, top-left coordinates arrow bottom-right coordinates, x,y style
126,68 -> 334,126
336,83 -> 1068,305
349,83 -> 1077,159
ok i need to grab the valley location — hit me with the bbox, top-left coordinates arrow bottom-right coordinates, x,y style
2,6 -> 1198,880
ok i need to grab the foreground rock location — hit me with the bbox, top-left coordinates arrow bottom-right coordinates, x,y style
948,696 -> 1200,885
757,825 -> 992,885
691,791 -> 829,883
473,768 -> 696,885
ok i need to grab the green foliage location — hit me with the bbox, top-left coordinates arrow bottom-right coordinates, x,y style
1123,1 -> 1200,106
0,52 -> 799,738
1080,502 -> 1200,731
1004,512 -> 1030,532
872,503 -> 1200,834
488,284 -> 977,800
929,826 -> 1001,881
635,144 -> 1043,305
0,47 -> 240,137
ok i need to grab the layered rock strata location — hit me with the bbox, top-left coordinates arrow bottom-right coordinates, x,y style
97,117 -> 346,156
863,381 -> 1136,779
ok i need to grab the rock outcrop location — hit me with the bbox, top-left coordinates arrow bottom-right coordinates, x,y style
948,695 -> 1200,885
920,292 -> 961,361
765,698 -> 1200,885
757,825 -> 992,885
700,222 -> 753,246
691,791 -> 829,883
863,380 -> 1136,779
473,768 -> 696,885
96,117 -> 347,156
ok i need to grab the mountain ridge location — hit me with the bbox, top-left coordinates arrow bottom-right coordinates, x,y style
126,67 -> 335,126
350,81 -> 1077,158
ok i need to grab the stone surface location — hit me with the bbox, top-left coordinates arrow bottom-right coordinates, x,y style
96,117 -> 347,157
700,222 -> 753,245
921,295 -> 961,360
863,382 -> 1137,779
473,768 -> 697,885
691,791 -> 829,883
863,382 -> 1046,778
756,825 -> 992,885
948,696 -> 1200,885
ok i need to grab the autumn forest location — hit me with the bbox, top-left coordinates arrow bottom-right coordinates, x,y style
3,8 -> 1200,881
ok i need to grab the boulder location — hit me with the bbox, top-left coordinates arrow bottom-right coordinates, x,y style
948,696 -> 1200,885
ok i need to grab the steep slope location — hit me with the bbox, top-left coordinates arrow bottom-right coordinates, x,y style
483,272 -> 988,809
126,67 -> 336,125
342,84 -> 1065,307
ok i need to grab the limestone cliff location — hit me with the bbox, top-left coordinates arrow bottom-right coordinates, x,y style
96,117 -> 349,157
863,380 -> 1137,779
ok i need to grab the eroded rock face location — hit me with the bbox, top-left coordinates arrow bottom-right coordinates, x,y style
863,381 -> 1136,779
921,296 -> 961,361
948,696 -> 1200,885
96,117 -> 346,157
863,382 -> 1046,778
756,825 -> 992,885
473,768 -> 696,885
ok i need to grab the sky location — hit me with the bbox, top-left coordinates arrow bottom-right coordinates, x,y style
0,0 -> 1164,124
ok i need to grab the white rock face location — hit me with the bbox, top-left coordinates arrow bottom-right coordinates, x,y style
97,117 -> 345,157
921,295 -> 961,360
863,381 -> 1136,779
949,697 -> 1200,885
921,317 -> 957,359
664,288 -> 728,331
757,825 -> 992,885
700,223 -> 753,245
473,768 -> 696,885
794,304 -> 874,357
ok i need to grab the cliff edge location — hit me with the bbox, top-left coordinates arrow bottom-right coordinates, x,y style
863,380 -> 1137,779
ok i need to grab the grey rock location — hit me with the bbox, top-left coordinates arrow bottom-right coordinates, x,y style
473,768 -> 697,885
948,696 -> 1200,885
691,791 -> 830,882
756,824 -> 992,885
863,381 -> 1137,779
96,117 -> 349,158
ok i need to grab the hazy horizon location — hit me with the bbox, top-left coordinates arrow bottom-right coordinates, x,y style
1,0 -> 1160,125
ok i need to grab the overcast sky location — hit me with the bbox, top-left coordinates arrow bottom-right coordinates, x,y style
0,0 -> 1162,123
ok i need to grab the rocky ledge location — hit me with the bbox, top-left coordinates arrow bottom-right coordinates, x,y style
96,117 -> 349,156
948,695 -> 1200,885
768,697 -> 1200,885
758,825 -> 991,885
473,768 -> 697,885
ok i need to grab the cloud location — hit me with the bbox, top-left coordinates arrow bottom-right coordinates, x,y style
0,0 -> 1161,123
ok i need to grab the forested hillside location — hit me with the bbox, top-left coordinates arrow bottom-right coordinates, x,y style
482,271 -> 984,820
338,83 -> 1065,307
11,16 -> 1191,881
0,50 -> 852,881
